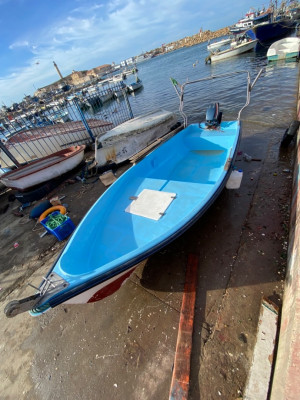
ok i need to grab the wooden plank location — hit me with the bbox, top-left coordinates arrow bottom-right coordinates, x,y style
129,125 -> 183,164
244,298 -> 279,400
169,253 -> 199,400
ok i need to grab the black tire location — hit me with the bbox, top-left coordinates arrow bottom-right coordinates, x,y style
281,129 -> 293,148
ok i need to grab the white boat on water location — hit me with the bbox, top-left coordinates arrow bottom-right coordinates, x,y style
207,37 -> 232,51
206,37 -> 258,63
267,37 -> 300,61
94,109 -> 178,166
126,77 -> 143,92
112,73 -> 126,82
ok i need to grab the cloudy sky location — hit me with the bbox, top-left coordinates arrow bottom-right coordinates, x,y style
0,0 -> 266,105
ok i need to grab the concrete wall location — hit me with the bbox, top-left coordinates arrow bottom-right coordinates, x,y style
270,75 -> 300,400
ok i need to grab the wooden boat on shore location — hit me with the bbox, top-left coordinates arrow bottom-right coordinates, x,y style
4,70 -> 262,318
0,145 -> 85,191
94,109 -> 178,166
1,119 -> 113,166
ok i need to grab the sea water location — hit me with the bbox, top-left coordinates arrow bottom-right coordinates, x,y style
120,40 -> 299,128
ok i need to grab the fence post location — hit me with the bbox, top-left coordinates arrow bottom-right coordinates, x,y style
0,140 -> 21,167
73,97 -> 95,142
123,89 -> 134,119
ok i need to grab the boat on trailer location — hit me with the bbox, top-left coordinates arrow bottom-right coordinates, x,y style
4,69 -> 263,318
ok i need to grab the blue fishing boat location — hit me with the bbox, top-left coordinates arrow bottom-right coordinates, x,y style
4,70 -> 262,318
250,17 -> 295,42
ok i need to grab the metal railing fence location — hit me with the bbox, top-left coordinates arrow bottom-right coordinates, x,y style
0,82 -> 133,167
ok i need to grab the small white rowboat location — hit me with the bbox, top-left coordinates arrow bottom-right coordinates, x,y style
0,145 -> 85,191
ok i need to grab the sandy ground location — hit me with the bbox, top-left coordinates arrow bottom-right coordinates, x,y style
0,119 -> 293,399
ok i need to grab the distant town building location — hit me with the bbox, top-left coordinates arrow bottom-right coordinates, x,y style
165,45 -> 174,52
34,63 -> 113,97
120,57 -> 134,67
87,64 -> 112,77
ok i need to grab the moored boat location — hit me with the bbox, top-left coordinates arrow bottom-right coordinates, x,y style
0,145 -> 85,191
126,76 -> 143,92
4,69 -> 263,318
250,17 -> 295,42
230,8 -> 270,35
94,109 -> 178,166
205,34 -> 258,63
207,37 -> 232,51
267,37 -> 300,60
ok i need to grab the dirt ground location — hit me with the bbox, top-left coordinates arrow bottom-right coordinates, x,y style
0,120 -> 294,399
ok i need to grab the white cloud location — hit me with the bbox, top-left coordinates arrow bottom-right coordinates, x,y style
9,40 -> 30,50
0,0 -> 241,103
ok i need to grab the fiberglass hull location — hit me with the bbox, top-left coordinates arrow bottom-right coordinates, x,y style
30,120 -> 241,314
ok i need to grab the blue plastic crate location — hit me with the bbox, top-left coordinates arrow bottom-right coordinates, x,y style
40,211 -> 75,241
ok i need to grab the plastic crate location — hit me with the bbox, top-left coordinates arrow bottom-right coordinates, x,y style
40,211 -> 75,241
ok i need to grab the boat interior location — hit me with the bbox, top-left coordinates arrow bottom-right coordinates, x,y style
57,120 -> 240,278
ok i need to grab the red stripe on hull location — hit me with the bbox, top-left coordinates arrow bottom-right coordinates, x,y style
87,267 -> 136,303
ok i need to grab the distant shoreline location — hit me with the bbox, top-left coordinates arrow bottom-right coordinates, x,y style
144,26 -> 230,57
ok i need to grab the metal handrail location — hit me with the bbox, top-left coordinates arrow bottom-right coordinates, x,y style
171,69 -> 264,128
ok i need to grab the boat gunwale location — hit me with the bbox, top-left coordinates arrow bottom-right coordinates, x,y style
0,145 -> 85,182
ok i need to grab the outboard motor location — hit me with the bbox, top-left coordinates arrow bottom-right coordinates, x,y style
206,103 -> 222,128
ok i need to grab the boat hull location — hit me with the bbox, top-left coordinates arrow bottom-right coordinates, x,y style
267,37 -> 300,61
0,145 -> 85,190
1,119 -> 113,166
207,38 -> 231,51
251,19 -> 295,42
95,109 -> 178,166
127,82 -> 143,92
29,120 -> 241,314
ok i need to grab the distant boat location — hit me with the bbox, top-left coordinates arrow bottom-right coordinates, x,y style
207,37 -> 232,51
47,109 -> 71,123
4,69 -> 262,318
94,109 -> 178,166
112,73 -> 126,82
267,37 -> 300,61
206,35 -> 258,63
0,145 -> 85,191
230,8 -> 270,35
126,77 -> 143,92
238,4 -> 295,42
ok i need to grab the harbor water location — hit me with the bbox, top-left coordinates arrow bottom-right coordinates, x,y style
122,40 -> 299,129
1,39 -> 299,168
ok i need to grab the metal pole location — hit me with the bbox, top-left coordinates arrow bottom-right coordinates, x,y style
123,89 -> 134,119
73,97 -> 95,142
0,140 -> 21,167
